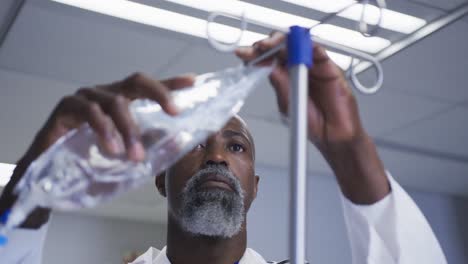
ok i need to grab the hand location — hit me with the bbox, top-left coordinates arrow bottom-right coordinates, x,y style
237,32 -> 364,147
236,32 -> 389,204
0,72 -> 194,227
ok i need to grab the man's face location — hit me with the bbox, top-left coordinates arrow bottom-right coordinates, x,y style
156,116 -> 258,238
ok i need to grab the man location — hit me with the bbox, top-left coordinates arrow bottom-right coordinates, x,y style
0,33 -> 447,263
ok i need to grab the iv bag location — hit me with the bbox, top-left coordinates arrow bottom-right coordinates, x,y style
3,64 -> 272,231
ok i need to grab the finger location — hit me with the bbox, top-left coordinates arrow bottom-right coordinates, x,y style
277,47 -> 288,65
109,73 -> 180,116
269,66 -> 323,143
235,31 -> 286,61
255,31 -> 286,52
313,44 -> 330,64
235,46 -> 258,61
57,95 -> 124,156
309,45 -> 344,81
269,66 -> 290,114
161,74 -> 196,90
308,75 -> 353,124
77,88 -> 145,161
305,96 -> 324,144
235,45 -> 286,66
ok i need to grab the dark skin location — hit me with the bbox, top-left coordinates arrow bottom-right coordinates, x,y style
0,32 -> 389,262
155,117 -> 259,264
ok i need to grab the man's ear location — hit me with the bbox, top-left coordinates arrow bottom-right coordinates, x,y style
253,175 -> 260,200
155,172 -> 167,197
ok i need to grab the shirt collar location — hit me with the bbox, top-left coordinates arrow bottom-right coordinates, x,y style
130,246 -> 268,264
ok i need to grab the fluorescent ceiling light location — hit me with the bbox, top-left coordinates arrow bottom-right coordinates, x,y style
163,0 -> 319,29
51,0 -> 356,69
0,163 -> 15,187
311,24 -> 389,54
340,4 -> 427,34
281,0 -> 356,13
162,0 -> 390,53
51,0 -> 265,46
281,0 -> 426,34
327,51 -> 358,69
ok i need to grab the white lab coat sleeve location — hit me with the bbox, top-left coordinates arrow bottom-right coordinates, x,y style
341,173 -> 447,264
0,224 -> 48,264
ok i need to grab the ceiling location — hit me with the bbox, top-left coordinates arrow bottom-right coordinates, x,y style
0,0 -> 467,223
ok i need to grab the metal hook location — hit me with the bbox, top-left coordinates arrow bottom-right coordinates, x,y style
314,37 -> 384,94
358,0 -> 387,37
206,11 -> 247,52
205,0 -> 387,94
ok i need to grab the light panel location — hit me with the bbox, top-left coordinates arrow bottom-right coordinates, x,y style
0,163 -> 15,187
51,0 -> 357,69
340,4 -> 427,34
312,24 -> 390,53
327,51 -> 359,69
281,0 -> 426,34
163,0 -> 391,53
51,0 -> 266,46
281,0 -> 355,13
163,0 -> 319,29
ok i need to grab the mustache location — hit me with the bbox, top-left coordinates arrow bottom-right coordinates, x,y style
188,165 -> 243,195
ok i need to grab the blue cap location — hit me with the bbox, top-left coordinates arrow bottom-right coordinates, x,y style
0,210 -> 10,225
0,235 -> 7,246
0,210 -> 11,247
287,26 -> 313,68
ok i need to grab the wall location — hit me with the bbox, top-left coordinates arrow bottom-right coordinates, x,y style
42,213 -> 166,264
41,165 -> 468,264
247,165 -> 468,264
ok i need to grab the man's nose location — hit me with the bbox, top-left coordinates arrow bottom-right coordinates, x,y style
204,146 -> 228,167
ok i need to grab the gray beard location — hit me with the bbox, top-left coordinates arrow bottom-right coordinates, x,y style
175,166 -> 245,238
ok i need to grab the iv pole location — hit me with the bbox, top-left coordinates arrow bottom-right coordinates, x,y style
287,26 -> 312,264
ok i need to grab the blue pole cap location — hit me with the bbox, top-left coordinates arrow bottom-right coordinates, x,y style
0,210 -> 10,225
287,26 -> 313,68
0,235 -> 7,246
0,210 -> 11,246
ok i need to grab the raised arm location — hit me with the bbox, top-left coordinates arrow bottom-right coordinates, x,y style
236,32 -> 447,263
0,73 -> 194,262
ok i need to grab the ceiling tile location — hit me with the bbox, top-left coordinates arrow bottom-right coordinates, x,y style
382,105 -> 468,157
378,20 -> 468,103
239,78 -> 279,122
158,42 -> 240,78
244,117 -> 291,169
354,82 -> 450,136
0,68 -> 78,163
242,117 -> 334,175
378,147 -> 468,197
463,14 -> 468,24
0,1 -> 188,85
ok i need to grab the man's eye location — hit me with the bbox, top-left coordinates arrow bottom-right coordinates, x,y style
229,143 -> 245,153
195,144 -> 205,150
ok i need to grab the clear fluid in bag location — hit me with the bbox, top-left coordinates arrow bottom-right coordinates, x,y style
2,64 -> 272,232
